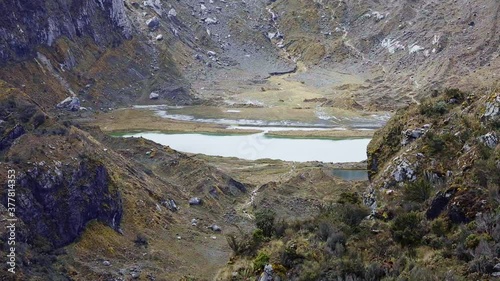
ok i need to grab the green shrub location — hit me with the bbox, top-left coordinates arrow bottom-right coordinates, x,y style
364,262 -> 386,281
317,220 -> 334,241
226,232 -> 260,256
472,158 -> 500,188
430,217 -> 450,237
407,265 -> 438,281
391,212 -> 424,247
443,88 -> 466,103
298,260 -> 321,281
255,209 -> 276,237
337,192 -> 361,205
274,218 -> 288,238
326,230 -> 346,252
336,203 -> 370,228
252,229 -> 265,244
329,254 -> 365,279
423,131 -> 445,155
253,252 -> 270,272
419,100 -> 448,117
404,179 -> 432,203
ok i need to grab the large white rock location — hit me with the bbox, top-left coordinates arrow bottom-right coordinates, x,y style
149,92 -> 159,99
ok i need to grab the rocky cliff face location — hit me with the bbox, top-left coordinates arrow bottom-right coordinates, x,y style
0,0 -> 131,63
16,159 -> 122,248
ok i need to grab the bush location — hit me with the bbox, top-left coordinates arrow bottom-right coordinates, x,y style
473,158 -> 500,188
19,104 -> 36,123
468,255 -> 495,274
252,229 -> 265,244
329,254 -> 365,279
336,203 -> 370,228
337,192 -> 361,205
134,234 -> 148,247
430,217 -> 449,237
391,212 -> 425,247
253,252 -> 270,272
364,262 -> 386,281
318,220 -> 334,241
419,100 -> 448,117
298,260 -> 321,281
423,131 -> 445,155
255,209 -> 276,237
407,265 -> 438,281
274,218 -> 288,238
443,88 -> 466,103
226,232 -> 259,256
404,179 -> 432,203
465,234 -> 480,249
33,113 -> 46,128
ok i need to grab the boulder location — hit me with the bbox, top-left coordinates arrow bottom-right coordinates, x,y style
168,8 -> 177,18
401,127 -> 427,145
392,159 -> 416,182
146,17 -> 160,30
149,92 -> 159,99
189,197 -> 202,205
259,264 -> 273,281
207,51 -> 217,57
204,17 -> 218,24
478,132 -> 498,148
103,260 -> 111,266
155,34 -> 163,41
161,199 -> 178,211
208,224 -> 222,232
482,94 -> 500,119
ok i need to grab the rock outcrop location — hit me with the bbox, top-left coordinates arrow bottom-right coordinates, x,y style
0,0 -> 131,63
16,159 -> 122,248
367,89 -> 497,223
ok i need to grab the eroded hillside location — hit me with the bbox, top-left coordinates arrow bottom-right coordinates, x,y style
0,0 -> 499,280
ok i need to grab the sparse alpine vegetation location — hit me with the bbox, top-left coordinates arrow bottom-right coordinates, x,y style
218,89 -> 499,280
0,0 -> 499,279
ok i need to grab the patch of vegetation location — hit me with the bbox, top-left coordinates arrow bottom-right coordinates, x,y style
422,131 -> 445,155
255,209 -> 276,237
134,234 -> 148,247
337,192 -> 361,205
419,100 -> 448,117
403,178 -> 432,203
252,252 -> 269,272
391,212 -> 425,247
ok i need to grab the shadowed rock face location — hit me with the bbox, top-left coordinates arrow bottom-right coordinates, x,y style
0,0 -> 131,63
15,159 -> 122,248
